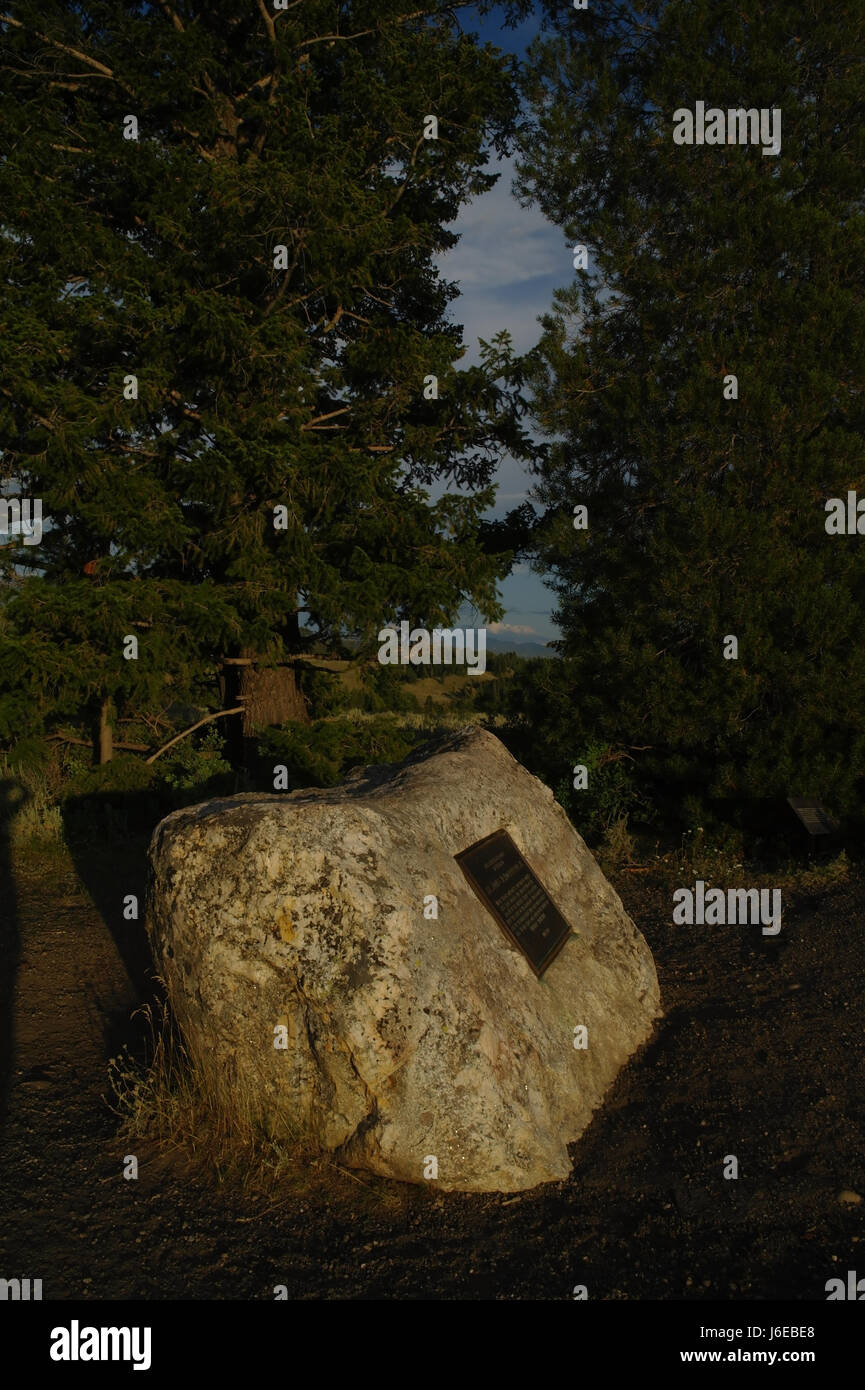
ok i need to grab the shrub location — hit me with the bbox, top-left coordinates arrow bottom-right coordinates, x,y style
552,741 -> 652,844
154,725 -> 232,798
257,716 -> 429,789
298,664 -> 353,717
358,665 -> 420,713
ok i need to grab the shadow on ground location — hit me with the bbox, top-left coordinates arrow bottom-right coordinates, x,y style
0,778 -> 25,1145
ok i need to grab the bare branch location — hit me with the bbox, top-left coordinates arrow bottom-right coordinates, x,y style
157,0 -> 185,33
257,0 -> 277,46
386,130 -> 427,214
0,12 -> 134,94
145,707 -> 244,764
300,407 -> 351,431
296,12 -> 433,50
262,243 -> 305,318
357,286 -> 396,310
237,73 -> 276,101
321,304 -> 344,333
48,733 -> 150,752
297,29 -> 376,50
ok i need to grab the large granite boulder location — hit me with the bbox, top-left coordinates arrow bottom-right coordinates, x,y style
146,727 -> 661,1192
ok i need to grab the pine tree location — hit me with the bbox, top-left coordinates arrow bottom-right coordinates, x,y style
514,0 -> 865,823
0,0 -> 534,755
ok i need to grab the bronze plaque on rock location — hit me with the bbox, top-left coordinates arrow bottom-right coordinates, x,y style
787,797 -> 836,836
455,829 -> 573,977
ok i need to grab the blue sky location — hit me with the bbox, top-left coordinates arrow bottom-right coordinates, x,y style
435,3 -> 567,646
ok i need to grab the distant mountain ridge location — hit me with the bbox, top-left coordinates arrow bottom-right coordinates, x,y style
305,629 -> 559,660
485,635 -> 558,659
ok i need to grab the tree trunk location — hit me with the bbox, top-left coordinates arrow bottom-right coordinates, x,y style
220,660 -> 246,770
221,652 -> 309,771
94,698 -> 113,765
237,661 -> 308,733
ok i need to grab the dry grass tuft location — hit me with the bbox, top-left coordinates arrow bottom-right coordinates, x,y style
106,997 -> 413,1214
0,754 -> 65,847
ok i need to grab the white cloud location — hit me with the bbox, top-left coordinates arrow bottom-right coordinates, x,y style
438,156 -> 562,289
436,155 -> 564,360
488,620 -> 541,638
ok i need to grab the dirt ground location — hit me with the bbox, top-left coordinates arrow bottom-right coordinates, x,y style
0,830 -> 862,1301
